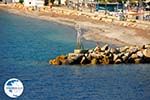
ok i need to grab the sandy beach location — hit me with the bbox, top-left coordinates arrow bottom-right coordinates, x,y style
0,3 -> 150,46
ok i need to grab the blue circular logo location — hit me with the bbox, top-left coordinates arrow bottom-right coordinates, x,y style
4,78 -> 24,98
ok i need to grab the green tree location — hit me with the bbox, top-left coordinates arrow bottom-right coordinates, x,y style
50,0 -> 55,4
19,0 -> 24,4
44,0 -> 49,6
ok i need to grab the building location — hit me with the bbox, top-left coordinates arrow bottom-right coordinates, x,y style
2,0 -> 19,3
54,0 -> 66,5
96,3 -> 123,12
24,0 -> 44,7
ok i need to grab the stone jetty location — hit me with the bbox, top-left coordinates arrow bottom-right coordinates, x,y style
49,44 -> 150,65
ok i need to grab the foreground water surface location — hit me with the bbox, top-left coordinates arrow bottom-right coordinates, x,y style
0,10 -> 150,100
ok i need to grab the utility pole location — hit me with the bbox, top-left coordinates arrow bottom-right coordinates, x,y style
138,0 -> 143,20
105,0 -> 107,15
122,1 -> 125,20
77,0 -> 79,11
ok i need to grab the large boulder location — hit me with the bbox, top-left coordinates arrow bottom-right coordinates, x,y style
128,46 -> 139,53
136,51 -> 144,58
113,54 -> 118,62
108,53 -> 114,64
143,44 -> 150,49
131,54 -> 138,59
91,58 -> 98,64
70,55 -> 83,65
101,44 -> 109,51
118,53 -> 124,58
88,49 -> 94,53
50,55 -> 68,65
68,53 -> 84,60
87,54 -> 92,61
104,49 -> 111,55
74,49 -> 88,54
101,56 -> 109,64
49,59 -> 61,65
143,49 -> 150,58
119,46 -> 129,52
94,46 -> 101,52
114,58 -> 122,64
134,58 -> 143,64
110,48 -> 118,53
80,56 -> 90,64
122,55 -> 128,62
90,52 -> 101,58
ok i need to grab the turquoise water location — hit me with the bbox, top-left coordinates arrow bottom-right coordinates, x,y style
0,10 -> 150,100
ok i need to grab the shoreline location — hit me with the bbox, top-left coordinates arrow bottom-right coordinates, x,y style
0,3 -> 150,46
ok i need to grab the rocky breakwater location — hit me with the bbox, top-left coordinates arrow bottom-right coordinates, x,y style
49,44 -> 150,65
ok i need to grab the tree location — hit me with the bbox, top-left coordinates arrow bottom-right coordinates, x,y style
50,0 -> 55,5
19,0 -> 24,4
44,0 -> 49,6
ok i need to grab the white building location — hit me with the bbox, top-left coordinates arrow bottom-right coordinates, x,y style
24,0 -> 44,7
54,0 -> 66,5
12,0 -> 19,2
61,0 -> 66,5
2,0 -> 19,3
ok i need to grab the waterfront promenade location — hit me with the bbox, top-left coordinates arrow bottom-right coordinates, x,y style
0,3 -> 150,46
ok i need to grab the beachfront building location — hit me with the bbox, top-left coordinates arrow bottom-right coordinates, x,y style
66,0 -> 95,10
95,3 -> 123,12
24,0 -> 44,7
67,0 -> 94,5
2,0 -> 19,3
54,0 -> 66,5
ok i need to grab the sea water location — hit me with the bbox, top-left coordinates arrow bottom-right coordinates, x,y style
0,10 -> 150,100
